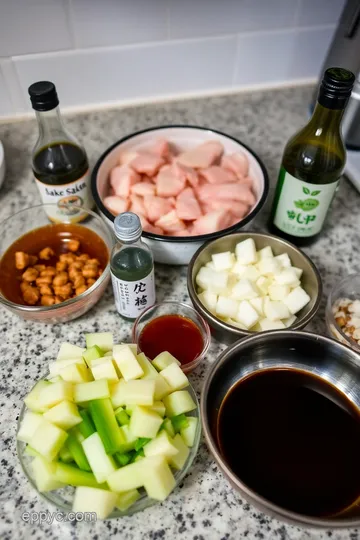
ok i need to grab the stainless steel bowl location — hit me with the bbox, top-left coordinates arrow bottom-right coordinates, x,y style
201,330 -> 360,528
187,232 -> 322,344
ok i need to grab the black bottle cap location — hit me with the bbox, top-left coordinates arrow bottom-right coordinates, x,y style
318,67 -> 355,109
28,81 -> 59,111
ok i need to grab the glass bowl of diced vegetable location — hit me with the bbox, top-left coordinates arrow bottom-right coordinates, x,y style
16,336 -> 201,519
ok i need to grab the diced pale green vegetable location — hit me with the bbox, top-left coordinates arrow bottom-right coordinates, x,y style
29,420 -> 68,461
180,417 -> 198,447
143,456 -> 176,501
150,401 -> 166,417
163,391 -> 196,417
78,409 -> 96,438
116,489 -> 140,511
85,332 -> 113,352
31,456 -> 65,492
129,406 -> 163,439
143,431 -> 179,459
89,398 -> 125,454
126,405 -> 134,416
113,345 -> 144,381
17,411 -> 44,443
49,358 -> 85,377
110,379 -> 127,408
24,445 -> 42,457
153,375 -> 172,400
66,431 -> 91,471
24,380 -> 51,412
159,364 -> 189,392
162,418 -> 175,438
43,400 -> 82,430
73,486 -> 117,520
74,379 -> 110,403
114,406 -> 130,426
57,342 -> 85,361
59,445 -> 74,463
55,462 -> 105,488
171,414 -> 189,433
83,345 -> 104,366
81,432 -> 116,483
91,358 -> 119,383
107,459 -> 146,492
117,425 -> 138,454
38,381 -> 73,409
59,363 -> 93,383
168,434 -> 190,470
152,351 -> 181,371
111,379 -> 155,408
136,352 -> 158,378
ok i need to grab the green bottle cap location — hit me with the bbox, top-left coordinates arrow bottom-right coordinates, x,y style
114,212 -> 142,242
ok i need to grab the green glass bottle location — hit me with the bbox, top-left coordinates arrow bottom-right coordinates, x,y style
110,212 -> 156,321
270,67 -> 355,246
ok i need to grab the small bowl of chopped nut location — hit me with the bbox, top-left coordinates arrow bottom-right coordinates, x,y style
326,274 -> 360,352
0,204 -> 115,323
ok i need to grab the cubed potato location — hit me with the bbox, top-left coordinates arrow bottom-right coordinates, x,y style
283,314 -> 297,327
292,267 -> 303,279
258,258 -> 282,276
241,265 -> 261,282
259,318 -> 286,331
216,296 -> 239,319
256,276 -> 272,295
264,298 -> 290,321
268,284 -> 290,301
274,269 -> 300,288
283,286 -> 310,315
196,267 -> 229,292
231,261 -> 247,277
236,300 -> 260,329
212,251 -> 234,271
257,246 -> 273,260
274,253 -> 292,268
198,290 -> 218,313
232,279 -> 259,300
235,238 -> 257,265
249,297 -> 264,316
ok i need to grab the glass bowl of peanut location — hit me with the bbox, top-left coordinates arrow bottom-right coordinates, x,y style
326,273 -> 360,353
0,204 -> 115,323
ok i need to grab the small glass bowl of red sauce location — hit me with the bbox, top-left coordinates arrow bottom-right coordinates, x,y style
132,301 -> 211,373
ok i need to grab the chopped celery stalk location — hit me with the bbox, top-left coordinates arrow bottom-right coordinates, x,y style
81,432 -> 117,483
31,456 -> 65,492
74,379 -> 110,403
24,380 -> 51,413
29,420 -> 68,461
180,417 -> 198,447
152,351 -> 181,371
171,414 -> 189,433
57,342 -> 85,361
162,418 -> 175,438
114,451 -> 133,467
73,486 -> 117,520
117,425 -> 138,454
55,462 -> 105,488
116,489 -> 140,511
89,398 -> 125,455
85,332 -> 113,352
83,345 -> 104,366
43,400 -> 82,430
66,431 -> 91,471
59,445 -> 74,463
114,407 -> 130,426
134,438 -> 151,452
24,445 -> 42,458
78,409 -> 96,438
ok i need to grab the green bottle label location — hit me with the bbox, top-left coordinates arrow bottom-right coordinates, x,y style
273,168 -> 338,237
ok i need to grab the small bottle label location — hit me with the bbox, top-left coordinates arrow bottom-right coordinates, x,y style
273,168 -> 338,237
34,170 -> 94,222
111,270 -> 156,319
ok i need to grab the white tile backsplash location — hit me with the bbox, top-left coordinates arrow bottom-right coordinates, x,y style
70,0 -> 168,48
0,0 -> 72,56
0,0 -> 344,117
169,0 -> 298,39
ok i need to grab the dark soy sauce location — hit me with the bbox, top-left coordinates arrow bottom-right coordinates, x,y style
217,368 -> 360,517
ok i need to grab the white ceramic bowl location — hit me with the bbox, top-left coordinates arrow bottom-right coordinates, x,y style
0,141 -> 5,190
91,126 -> 269,265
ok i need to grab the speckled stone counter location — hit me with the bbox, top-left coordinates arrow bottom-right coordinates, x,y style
1,86 -> 360,540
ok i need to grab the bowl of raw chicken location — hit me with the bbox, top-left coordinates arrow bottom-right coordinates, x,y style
91,126 -> 269,265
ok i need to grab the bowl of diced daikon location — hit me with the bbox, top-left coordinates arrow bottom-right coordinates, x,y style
187,232 -> 322,344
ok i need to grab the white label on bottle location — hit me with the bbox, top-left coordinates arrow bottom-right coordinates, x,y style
34,170 -> 94,222
111,270 -> 156,318
273,170 -> 339,237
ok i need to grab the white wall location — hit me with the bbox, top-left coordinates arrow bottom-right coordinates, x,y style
0,0 -> 346,119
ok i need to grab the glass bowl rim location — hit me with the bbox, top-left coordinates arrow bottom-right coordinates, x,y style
0,203 -> 114,312
326,273 -> 360,352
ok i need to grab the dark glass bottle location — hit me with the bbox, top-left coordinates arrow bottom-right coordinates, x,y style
270,67 -> 355,246
111,212 -> 156,321
28,81 -> 93,222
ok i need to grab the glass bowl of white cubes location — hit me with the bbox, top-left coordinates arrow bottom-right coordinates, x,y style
16,333 -> 201,519
188,232 -> 322,343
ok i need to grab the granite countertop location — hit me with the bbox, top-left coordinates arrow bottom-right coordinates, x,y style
1,86 -> 360,540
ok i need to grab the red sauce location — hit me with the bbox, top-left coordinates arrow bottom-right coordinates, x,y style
138,314 -> 204,366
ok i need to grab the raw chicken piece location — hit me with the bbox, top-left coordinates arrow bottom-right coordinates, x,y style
137,213 -> 150,229
104,196 -> 129,216
174,162 -> 199,188
176,187 -> 202,221
155,210 -> 186,232
200,166 -> 237,184
239,175 -> 255,187
156,165 -> 186,197
192,210 -> 232,235
171,229 -> 191,236
118,150 -> 138,166
110,166 -> 140,198
149,138 -> 171,160
203,198 -> 249,219
143,223 -> 164,235
168,197 -> 176,206
130,153 -> 165,176
130,194 -> 146,216
221,152 -> 249,178
198,183 -> 256,205
176,141 -> 224,169
131,182 -> 156,197
143,195 -> 173,223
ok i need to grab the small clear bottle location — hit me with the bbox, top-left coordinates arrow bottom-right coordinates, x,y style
111,212 -> 156,321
